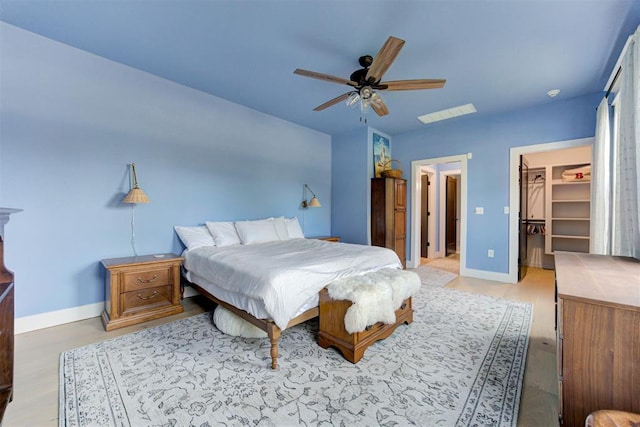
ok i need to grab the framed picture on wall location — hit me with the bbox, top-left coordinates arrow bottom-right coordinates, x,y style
373,132 -> 390,177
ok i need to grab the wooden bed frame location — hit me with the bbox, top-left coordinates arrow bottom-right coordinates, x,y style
185,280 -> 318,370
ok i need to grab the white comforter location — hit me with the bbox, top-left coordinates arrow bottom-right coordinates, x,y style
184,239 -> 402,329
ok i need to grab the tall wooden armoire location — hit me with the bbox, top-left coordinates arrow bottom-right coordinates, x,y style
371,177 -> 406,267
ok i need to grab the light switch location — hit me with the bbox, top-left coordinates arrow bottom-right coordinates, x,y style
475,207 -> 484,215
504,207 -> 510,214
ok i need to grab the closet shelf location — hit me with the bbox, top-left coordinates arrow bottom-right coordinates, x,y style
552,234 -> 590,240
551,179 -> 591,185
551,217 -> 590,221
543,161 -> 592,255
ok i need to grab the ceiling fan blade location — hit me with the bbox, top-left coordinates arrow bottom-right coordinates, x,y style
370,98 -> 390,117
313,92 -> 352,111
294,69 -> 357,86
380,79 -> 447,91
365,36 -> 405,83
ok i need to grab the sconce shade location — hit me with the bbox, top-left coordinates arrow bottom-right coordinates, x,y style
301,184 -> 321,208
309,196 -> 321,207
123,163 -> 150,204
123,187 -> 150,204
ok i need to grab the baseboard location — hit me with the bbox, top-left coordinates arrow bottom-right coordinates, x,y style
15,302 -> 104,335
15,286 -> 202,334
461,267 -> 513,284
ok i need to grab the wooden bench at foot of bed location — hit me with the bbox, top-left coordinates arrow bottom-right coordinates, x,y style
317,287 -> 413,363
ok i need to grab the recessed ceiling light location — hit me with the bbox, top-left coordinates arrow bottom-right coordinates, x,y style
417,103 -> 477,124
547,89 -> 561,98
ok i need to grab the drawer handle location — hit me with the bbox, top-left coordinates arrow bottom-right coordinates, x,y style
137,291 -> 159,300
137,275 -> 158,284
400,303 -> 407,310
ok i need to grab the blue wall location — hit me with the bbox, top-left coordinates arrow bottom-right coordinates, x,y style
331,127 -> 369,244
0,23 -> 331,318
331,127 -> 392,245
393,94 -> 602,273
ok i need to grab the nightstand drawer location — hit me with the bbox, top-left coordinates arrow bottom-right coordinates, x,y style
121,285 -> 172,315
122,267 -> 170,292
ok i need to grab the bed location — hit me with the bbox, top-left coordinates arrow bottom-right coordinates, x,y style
181,236 -> 402,369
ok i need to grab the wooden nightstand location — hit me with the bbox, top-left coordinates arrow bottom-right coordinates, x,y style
312,236 -> 340,242
101,253 -> 184,331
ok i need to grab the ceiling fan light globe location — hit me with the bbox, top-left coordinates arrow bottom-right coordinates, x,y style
346,92 -> 361,107
371,92 -> 384,106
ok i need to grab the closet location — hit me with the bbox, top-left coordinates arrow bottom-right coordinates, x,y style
522,146 -> 591,269
546,163 -> 591,254
371,177 -> 406,267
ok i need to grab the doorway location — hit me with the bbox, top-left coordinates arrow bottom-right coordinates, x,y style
410,154 -> 468,275
508,137 -> 594,283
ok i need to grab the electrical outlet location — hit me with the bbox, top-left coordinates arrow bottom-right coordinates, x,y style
475,207 -> 484,215
488,249 -> 495,258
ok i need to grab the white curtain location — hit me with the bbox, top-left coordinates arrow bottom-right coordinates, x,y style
590,97 -> 611,254
611,27 -> 640,258
592,26 -> 640,258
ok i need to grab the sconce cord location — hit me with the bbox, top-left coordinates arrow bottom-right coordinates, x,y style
130,204 -> 138,256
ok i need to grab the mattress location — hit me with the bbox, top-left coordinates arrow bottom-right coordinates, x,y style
183,238 -> 402,329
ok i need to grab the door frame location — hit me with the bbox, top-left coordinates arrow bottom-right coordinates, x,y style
410,154 -> 468,272
508,137 -> 593,282
420,166 -> 436,259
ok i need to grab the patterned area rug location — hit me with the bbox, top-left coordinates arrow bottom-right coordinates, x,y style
411,264 -> 458,287
60,286 -> 532,426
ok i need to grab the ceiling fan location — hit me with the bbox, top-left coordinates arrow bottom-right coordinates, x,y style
294,36 -> 446,120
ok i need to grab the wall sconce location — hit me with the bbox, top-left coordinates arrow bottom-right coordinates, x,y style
123,163 -> 150,256
301,184 -> 321,208
123,163 -> 150,203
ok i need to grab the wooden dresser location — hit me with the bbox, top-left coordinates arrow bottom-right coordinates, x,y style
554,252 -> 640,427
0,208 -> 20,424
0,250 -> 14,424
101,254 -> 184,331
317,288 -> 413,363
371,177 -> 407,267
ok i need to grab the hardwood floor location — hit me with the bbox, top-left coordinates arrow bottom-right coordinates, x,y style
4,267 -> 558,426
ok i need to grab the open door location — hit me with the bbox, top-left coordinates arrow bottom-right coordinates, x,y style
420,174 -> 430,258
446,176 -> 458,256
518,156 -> 529,281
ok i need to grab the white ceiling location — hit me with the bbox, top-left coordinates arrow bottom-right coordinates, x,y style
1,0 -> 638,136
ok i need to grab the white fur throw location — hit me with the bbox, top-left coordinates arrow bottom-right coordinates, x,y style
327,268 -> 421,334
213,305 -> 267,338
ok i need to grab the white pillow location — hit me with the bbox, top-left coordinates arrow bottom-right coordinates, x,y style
269,217 -> 289,240
235,219 -> 280,244
174,226 -> 215,251
285,217 -> 304,238
205,221 -> 241,247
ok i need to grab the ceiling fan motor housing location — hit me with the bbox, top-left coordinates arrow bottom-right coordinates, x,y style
358,55 -> 373,68
293,36 -> 445,117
